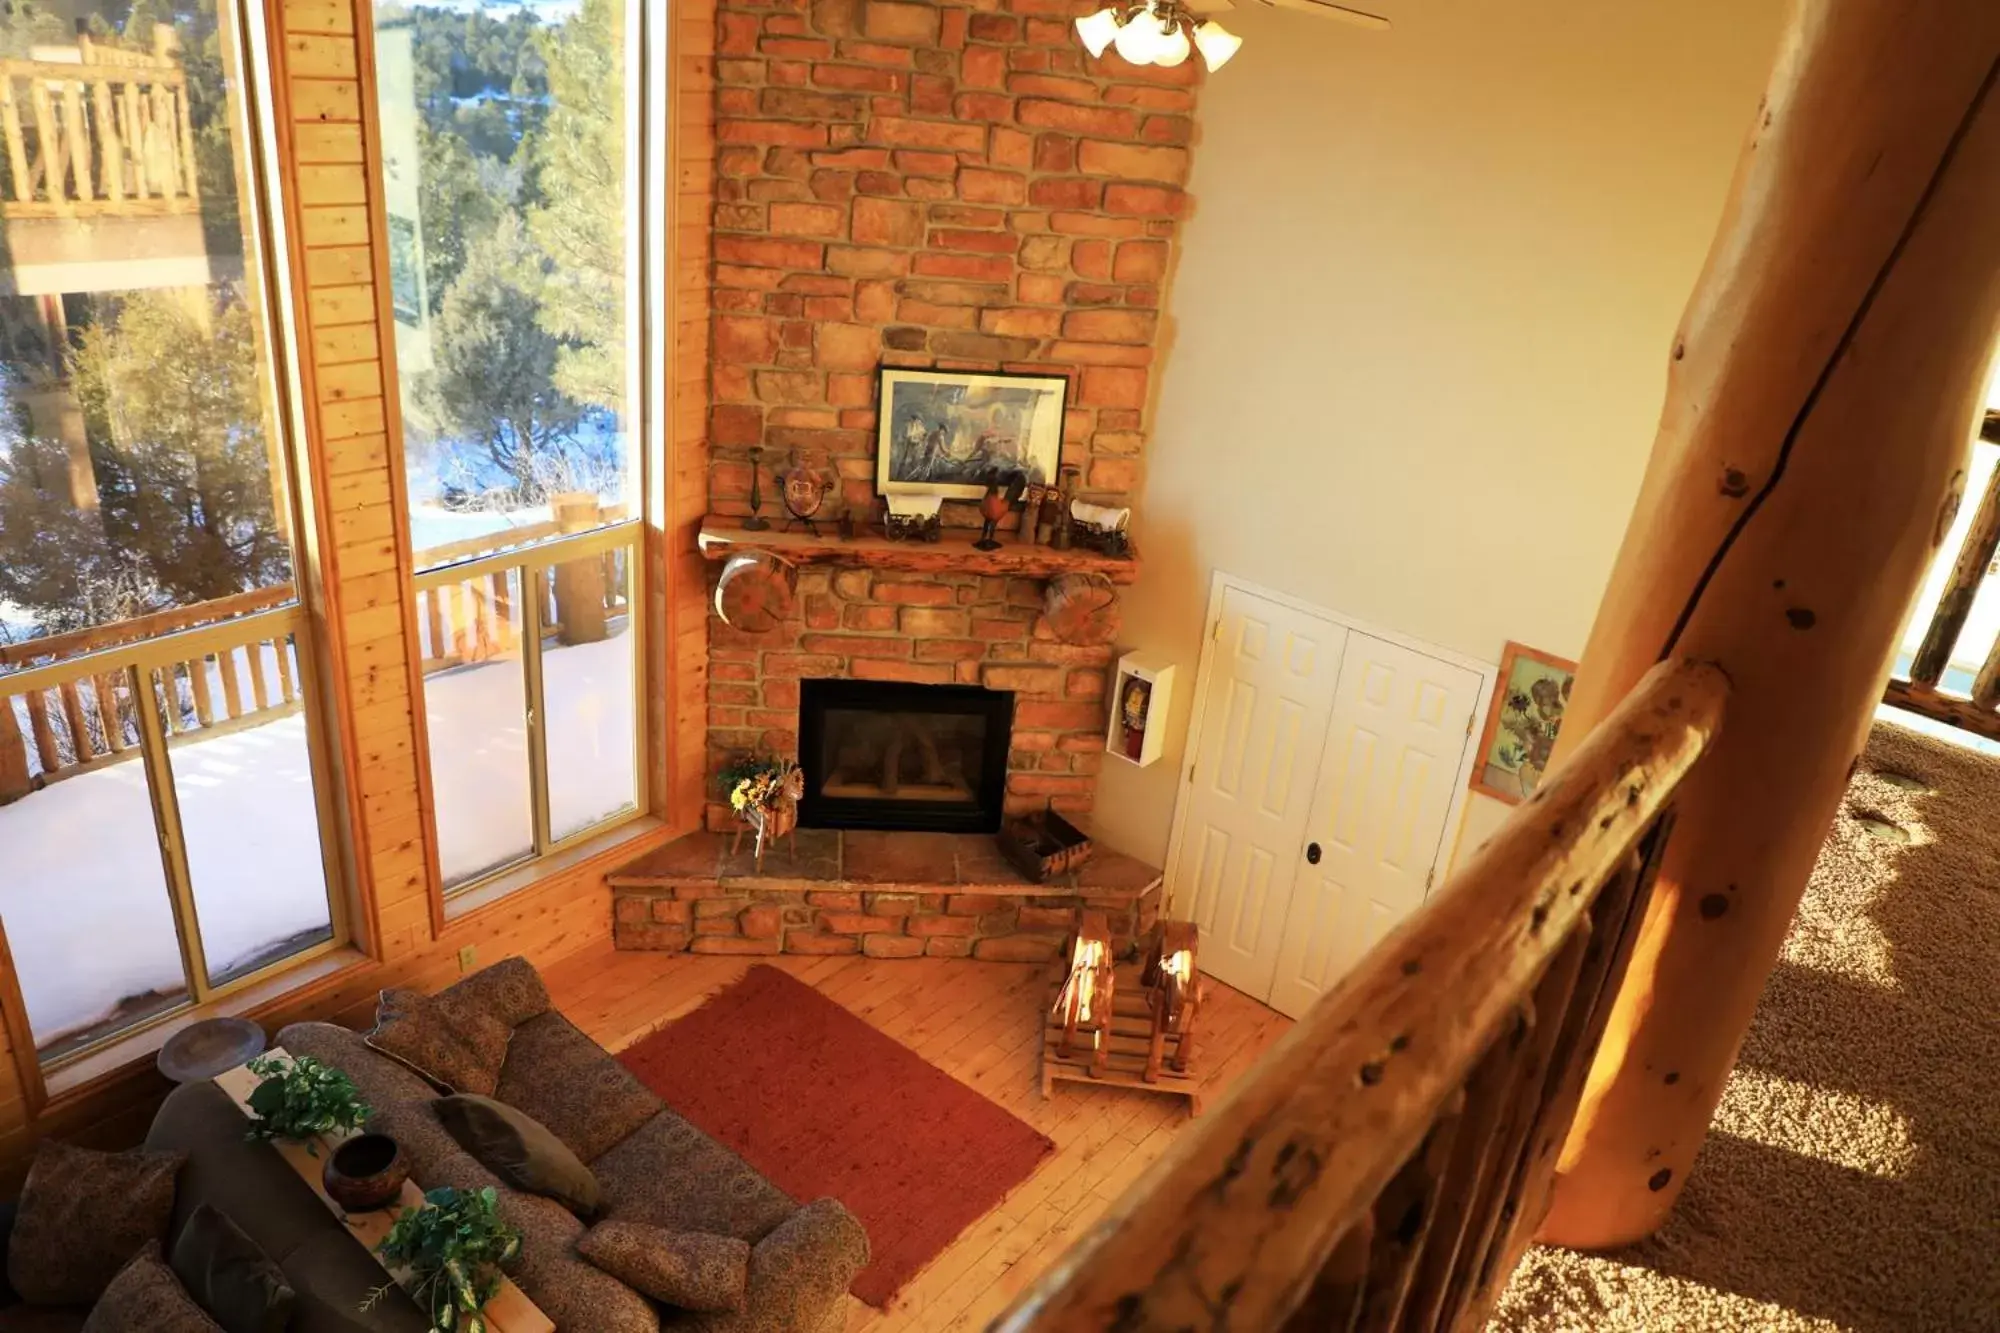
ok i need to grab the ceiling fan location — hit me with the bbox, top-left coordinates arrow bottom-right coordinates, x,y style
1076,0 -> 1388,75
1186,0 -> 1392,30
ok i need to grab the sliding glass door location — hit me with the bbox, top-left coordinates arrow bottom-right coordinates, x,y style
369,0 -> 644,893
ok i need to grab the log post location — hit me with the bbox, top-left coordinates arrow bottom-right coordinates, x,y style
550,492 -> 608,646
1538,4 -> 2000,1248
1908,460 -> 2000,685
0,699 -> 29,803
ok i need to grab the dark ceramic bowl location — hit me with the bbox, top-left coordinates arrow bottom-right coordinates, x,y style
323,1133 -> 407,1213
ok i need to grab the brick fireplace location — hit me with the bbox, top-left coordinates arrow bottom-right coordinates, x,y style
617,0 -> 1200,957
707,565 -> 1120,832
700,0 -> 1203,827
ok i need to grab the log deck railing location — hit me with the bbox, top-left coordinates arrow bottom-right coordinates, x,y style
1883,410 -> 2000,741
0,32 -> 200,220
993,656 -> 1730,1333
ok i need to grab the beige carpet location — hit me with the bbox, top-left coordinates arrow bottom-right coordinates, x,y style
1493,720 -> 2000,1333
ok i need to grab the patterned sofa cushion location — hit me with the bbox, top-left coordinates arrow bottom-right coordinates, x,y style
9,1140 -> 183,1306
492,1012 -> 661,1165
590,1111 -> 796,1245
81,1243 -> 219,1333
576,1220 -> 750,1313
497,1193 -> 657,1333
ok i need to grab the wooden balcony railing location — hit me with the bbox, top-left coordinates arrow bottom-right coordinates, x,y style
0,502 -> 634,798
993,656 -> 1729,1333
0,30 -> 199,220
1883,410 -> 2000,741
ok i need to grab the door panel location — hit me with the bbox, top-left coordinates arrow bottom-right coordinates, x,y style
1268,632 -> 1481,1019
1170,588 -> 1347,1002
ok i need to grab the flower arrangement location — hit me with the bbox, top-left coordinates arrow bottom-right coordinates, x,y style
721,755 -> 802,817
244,1053 -> 371,1154
720,754 -> 804,870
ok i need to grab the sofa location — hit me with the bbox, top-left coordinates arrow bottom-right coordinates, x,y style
0,1082 -> 429,1332
277,958 -> 869,1333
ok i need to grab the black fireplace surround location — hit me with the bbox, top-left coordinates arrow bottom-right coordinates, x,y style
797,679 -> 1014,833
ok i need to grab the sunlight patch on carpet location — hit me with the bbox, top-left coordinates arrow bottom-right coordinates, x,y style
1712,1070 -> 1917,1179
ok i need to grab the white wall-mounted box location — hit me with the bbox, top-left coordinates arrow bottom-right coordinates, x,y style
1107,652 -> 1175,768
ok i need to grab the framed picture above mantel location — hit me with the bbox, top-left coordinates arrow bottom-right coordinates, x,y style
876,367 -> 1068,500
1470,641 -> 1578,805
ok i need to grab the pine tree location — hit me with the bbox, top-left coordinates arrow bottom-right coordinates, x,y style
526,0 -> 625,414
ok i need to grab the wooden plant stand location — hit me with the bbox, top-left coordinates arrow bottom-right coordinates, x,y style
215,1049 -> 552,1333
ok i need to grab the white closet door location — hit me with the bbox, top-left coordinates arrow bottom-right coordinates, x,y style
1267,631 -> 1483,1019
1168,587 -> 1347,1002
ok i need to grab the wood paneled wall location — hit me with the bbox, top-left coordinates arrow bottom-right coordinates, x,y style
0,0 -> 714,1186
664,0 -> 718,833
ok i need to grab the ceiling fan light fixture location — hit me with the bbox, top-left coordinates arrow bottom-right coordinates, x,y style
1074,7 -> 1122,57
1113,9 -> 1167,64
1192,20 -> 1243,70
1155,21 -> 1193,66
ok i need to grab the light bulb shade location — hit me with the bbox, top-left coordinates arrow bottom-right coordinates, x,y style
1113,13 -> 1162,64
1193,20 -> 1242,69
1155,23 -> 1191,66
1075,7 -> 1121,57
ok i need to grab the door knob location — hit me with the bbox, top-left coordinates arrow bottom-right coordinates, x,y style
1306,842 -> 1322,865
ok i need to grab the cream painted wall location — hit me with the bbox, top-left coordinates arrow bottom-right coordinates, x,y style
1092,0 -> 1787,874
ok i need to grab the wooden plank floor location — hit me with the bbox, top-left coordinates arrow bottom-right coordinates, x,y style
541,941 -> 1293,1333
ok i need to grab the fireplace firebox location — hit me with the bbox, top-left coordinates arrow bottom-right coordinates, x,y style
797,679 -> 1013,833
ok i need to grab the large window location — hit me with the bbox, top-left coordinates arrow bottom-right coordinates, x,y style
0,4 -> 341,1064
372,0 -> 643,892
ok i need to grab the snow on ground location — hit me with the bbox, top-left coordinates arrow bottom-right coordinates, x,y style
407,503 -> 552,559
0,632 -> 636,1051
426,630 -> 637,883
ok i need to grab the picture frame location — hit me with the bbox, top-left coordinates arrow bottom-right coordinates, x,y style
875,367 -> 1069,501
1470,641 -> 1579,805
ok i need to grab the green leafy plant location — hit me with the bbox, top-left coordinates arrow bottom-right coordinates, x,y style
244,1054 -> 370,1154
365,1186 -> 523,1333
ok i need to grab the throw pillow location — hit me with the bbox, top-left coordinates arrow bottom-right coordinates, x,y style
8,1139 -> 183,1306
435,1094 -> 601,1218
367,985 -> 513,1095
82,1242 -> 223,1333
169,1204 -> 295,1333
576,1220 -> 749,1313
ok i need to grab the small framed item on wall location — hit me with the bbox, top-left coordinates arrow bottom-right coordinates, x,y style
1471,641 -> 1578,804
876,367 -> 1068,500
1108,652 -> 1175,767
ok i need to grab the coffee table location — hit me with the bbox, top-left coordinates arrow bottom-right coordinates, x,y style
215,1048 -> 552,1333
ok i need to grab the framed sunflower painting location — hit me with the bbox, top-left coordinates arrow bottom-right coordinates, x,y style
1471,642 -> 1578,804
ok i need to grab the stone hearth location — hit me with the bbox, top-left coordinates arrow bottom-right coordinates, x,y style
609,829 -> 1162,961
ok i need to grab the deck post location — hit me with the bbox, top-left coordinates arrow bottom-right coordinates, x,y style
550,492 -> 608,645
0,701 -> 29,803
1538,3 -> 2000,1248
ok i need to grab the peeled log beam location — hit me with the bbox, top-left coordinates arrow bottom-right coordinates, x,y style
1909,460 -> 2000,685
712,552 -> 798,633
1041,573 -> 1120,646
1539,3 -> 2000,1249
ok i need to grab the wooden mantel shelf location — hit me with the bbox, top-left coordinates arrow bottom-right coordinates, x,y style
697,516 -> 1141,585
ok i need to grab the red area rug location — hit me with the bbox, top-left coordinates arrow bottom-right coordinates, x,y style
617,964 -> 1054,1307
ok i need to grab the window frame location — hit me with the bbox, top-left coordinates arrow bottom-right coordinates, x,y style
0,0 -> 352,1075
366,0 -> 657,906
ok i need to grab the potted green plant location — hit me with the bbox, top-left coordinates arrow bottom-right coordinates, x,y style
366,1186 -> 523,1333
244,1054 -> 371,1155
